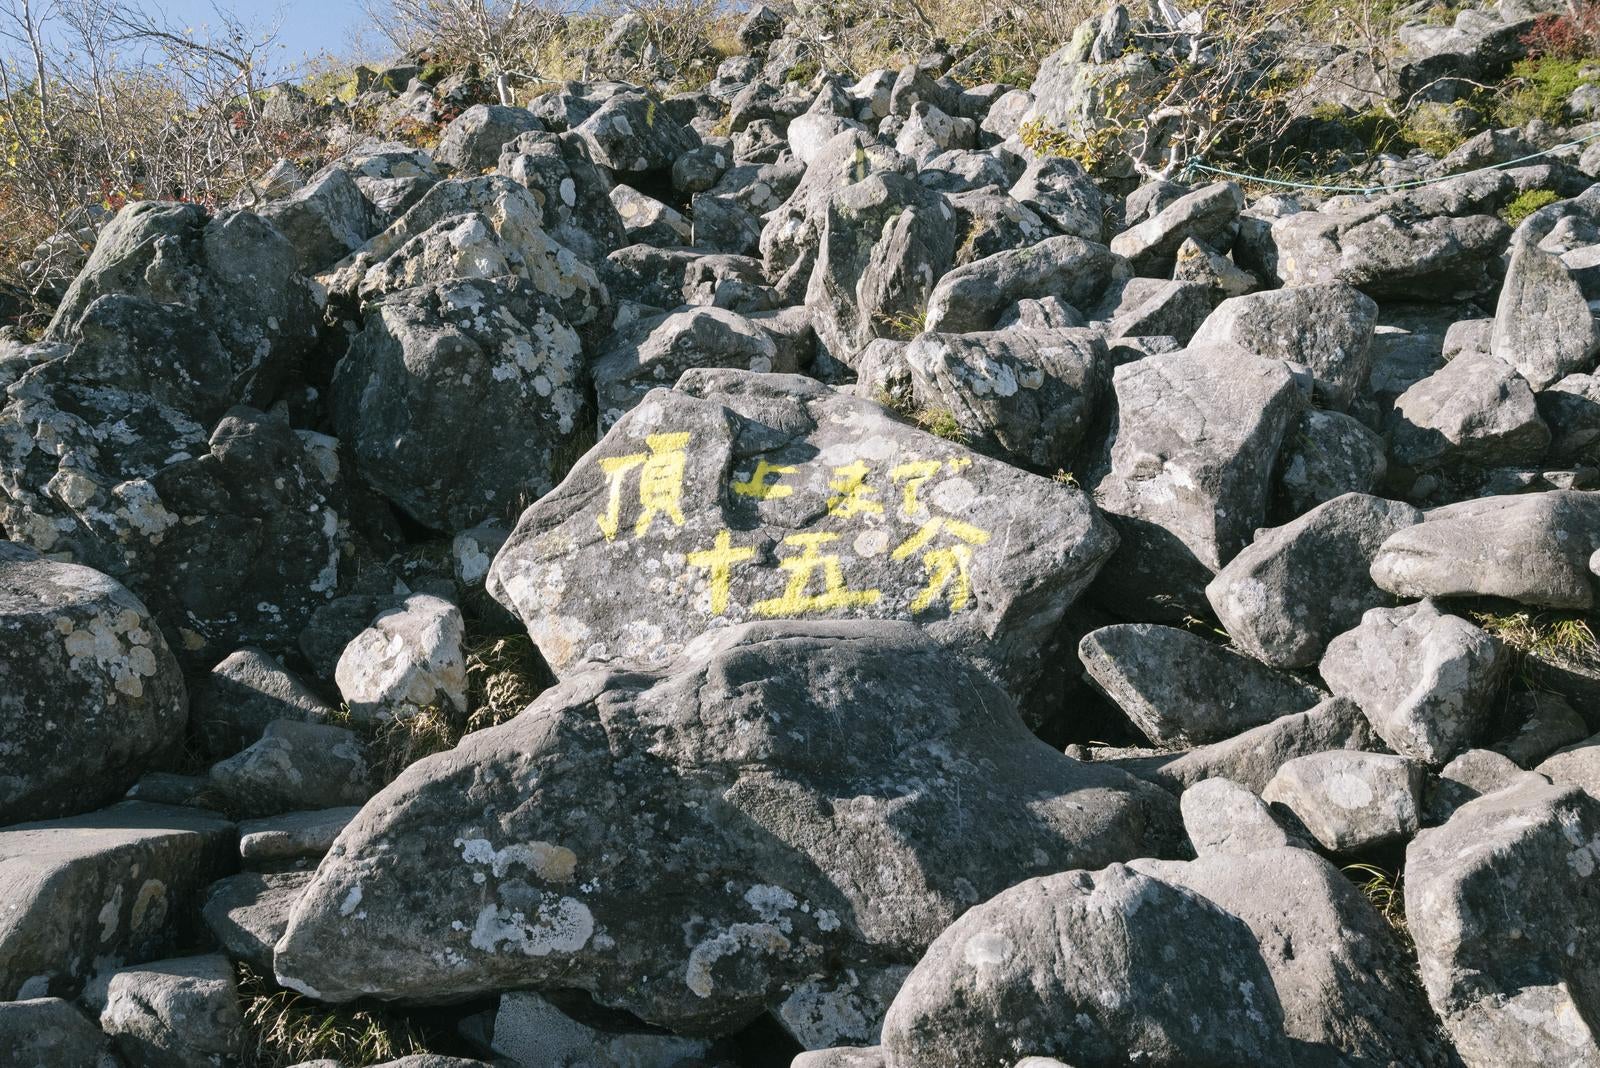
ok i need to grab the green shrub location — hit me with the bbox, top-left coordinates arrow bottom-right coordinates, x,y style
1494,57 -> 1593,127
1501,188 -> 1561,225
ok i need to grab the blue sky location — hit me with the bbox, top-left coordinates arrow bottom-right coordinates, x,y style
142,0 -> 378,71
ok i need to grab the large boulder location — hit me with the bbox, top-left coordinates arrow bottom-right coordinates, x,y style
877,864 -> 1292,1068
1267,206 -> 1508,301
486,369 -> 1118,694
1407,775 -> 1600,1065
335,593 -> 467,722
924,236 -> 1129,334
86,953 -> 243,1068
0,802 -> 235,999
1491,234 -> 1600,390
0,998 -> 118,1067
0,544 -> 186,823
332,277 -> 592,532
321,176 -> 607,334
573,94 -> 700,175
435,104 -> 544,174
806,173 -> 956,367
1189,283 -> 1377,410
497,131 -> 628,264
0,396 -> 370,663
1090,344 -> 1302,615
1109,181 -> 1244,275
1370,491 -> 1600,609
273,621 -> 1181,1042
1205,493 -> 1423,670
1132,845 -> 1449,1067
593,306 -> 789,433
257,166 -> 381,273
1389,349 -> 1549,470
44,201 -> 319,409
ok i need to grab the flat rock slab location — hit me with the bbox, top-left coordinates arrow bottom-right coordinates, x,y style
0,802 -> 235,999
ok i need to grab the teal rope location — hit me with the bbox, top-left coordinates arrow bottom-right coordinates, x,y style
1178,128 -> 1600,195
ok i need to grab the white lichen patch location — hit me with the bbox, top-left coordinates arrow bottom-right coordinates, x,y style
468,895 -> 593,956
456,836 -> 578,882
58,606 -> 163,699
684,923 -> 791,998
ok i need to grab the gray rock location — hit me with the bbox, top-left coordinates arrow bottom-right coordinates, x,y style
1126,696 -> 1381,794
878,864 -> 1292,1067
0,998 -> 117,1067
574,94 -> 700,175
979,88 -> 1031,143
497,130 -> 628,264
0,398 -> 360,668
202,871 -> 311,973
334,278 -> 591,532
1098,278 -> 1211,344
1079,624 -> 1324,748
1269,207 -> 1508,301
994,296 -> 1084,331
793,1049 -> 885,1068
1131,846 -> 1448,1067
1493,691 -> 1589,767
323,176 -> 607,333
1091,345 -> 1302,614
1407,775 -> 1600,1065
1205,492 -> 1423,669
0,544 -> 186,823
594,306 -> 788,432
86,953 -> 242,1068
691,191 -> 763,255
1491,235 -> 1600,390
1390,349 -> 1549,470
1275,408 -> 1389,517
334,593 -> 467,722
484,991 -> 711,1067
1320,600 -> 1508,765
1262,750 -> 1424,853
1008,156 -> 1102,241
257,166 -> 379,273
209,720 -> 371,818
1535,733 -> 1600,796
924,236 -> 1129,334
1189,283 -> 1377,410
436,104 -> 543,174
1371,491 -> 1600,609
1537,372 -> 1600,462
485,369 -> 1118,695
0,802 -> 235,999
273,620 -> 1180,1036
1178,777 -> 1296,855
1110,181 -> 1244,274
45,202 -> 318,407
192,647 -> 334,761
1430,748 -> 1524,824
944,189 -> 1053,267
0,397 -> 362,665
238,808 -> 360,864
610,183 -> 692,246
806,172 -> 955,368
903,329 -> 1109,472
1172,236 -> 1256,299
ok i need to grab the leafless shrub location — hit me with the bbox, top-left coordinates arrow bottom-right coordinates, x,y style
362,0 -> 570,102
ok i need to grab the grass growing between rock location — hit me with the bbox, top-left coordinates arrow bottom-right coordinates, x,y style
915,407 -> 970,443
1343,862 -> 1410,949
238,965 -> 430,1067
340,631 -> 550,785
1471,609 -> 1600,681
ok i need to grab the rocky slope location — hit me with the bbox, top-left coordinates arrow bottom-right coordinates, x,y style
5,0 -> 1600,1065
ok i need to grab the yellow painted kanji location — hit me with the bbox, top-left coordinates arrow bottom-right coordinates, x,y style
892,517 -> 991,613
686,530 -> 756,615
595,432 -> 690,541
754,532 -> 881,616
733,459 -> 797,500
890,460 -> 941,517
826,460 -> 882,517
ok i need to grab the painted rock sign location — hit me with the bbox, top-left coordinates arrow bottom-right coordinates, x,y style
487,369 -> 1119,692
